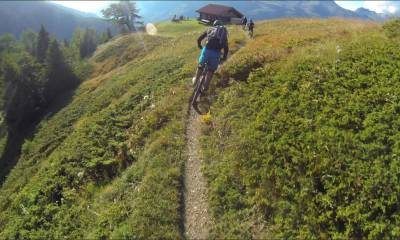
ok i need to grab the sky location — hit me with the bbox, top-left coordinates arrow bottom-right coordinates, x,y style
51,1 -> 113,15
335,1 -> 398,14
51,1 -> 399,16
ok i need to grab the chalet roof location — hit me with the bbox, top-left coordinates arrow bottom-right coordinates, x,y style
196,4 -> 243,18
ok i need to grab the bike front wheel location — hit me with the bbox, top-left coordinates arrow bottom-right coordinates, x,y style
191,74 -> 204,106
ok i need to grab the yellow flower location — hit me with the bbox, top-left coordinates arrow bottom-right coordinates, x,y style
201,111 -> 212,125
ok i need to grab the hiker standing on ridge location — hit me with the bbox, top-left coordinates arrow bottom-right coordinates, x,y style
241,16 -> 247,30
192,20 -> 229,95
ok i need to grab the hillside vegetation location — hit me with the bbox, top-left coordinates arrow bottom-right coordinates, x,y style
0,20 -> 244,239
202,18 -> 400,238
0,18 -> 400,239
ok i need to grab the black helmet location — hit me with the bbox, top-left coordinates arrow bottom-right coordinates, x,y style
213,20 -> 223,26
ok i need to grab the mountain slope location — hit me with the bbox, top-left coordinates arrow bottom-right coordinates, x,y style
201,19 -> 400,238
355,7 -> 384,21
0,1 -> 113,39
0,20 -> 241,239
1,17 -> 400,239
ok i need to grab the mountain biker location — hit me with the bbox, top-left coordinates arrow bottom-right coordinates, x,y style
241,16 -> 247,30
192,20 -> 229,94
247,19 -> 254,36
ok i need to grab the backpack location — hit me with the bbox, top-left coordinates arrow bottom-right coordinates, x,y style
207,26 -> 228,46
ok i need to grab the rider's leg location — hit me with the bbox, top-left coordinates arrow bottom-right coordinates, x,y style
201,50 -> 219,93
194,47 -> 207,85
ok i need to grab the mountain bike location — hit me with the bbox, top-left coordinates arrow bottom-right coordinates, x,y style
191,63 -> 209,107
248,28 -> 254,38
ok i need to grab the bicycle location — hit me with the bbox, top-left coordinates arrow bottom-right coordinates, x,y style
191,63 -> 209,107
248,28 -> 254,38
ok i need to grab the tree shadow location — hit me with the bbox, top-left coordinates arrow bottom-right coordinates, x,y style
0,89 -> 75,185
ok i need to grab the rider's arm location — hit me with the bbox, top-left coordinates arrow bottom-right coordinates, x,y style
197,31 -> 207,49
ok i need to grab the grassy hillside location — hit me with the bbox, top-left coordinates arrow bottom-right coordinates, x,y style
201,18 -> 400,238
0,20 -> 244,239
0,17 -> 399,239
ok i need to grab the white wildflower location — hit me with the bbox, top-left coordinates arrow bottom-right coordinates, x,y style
336,45 -> 342,53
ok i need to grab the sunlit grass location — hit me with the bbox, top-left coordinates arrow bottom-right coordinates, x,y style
0,17 -> 392,239
200,18 -> 400,239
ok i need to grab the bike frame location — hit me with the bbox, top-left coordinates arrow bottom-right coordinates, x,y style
191,64 -> 208,106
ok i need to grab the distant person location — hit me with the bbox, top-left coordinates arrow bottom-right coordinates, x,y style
247,19 -> 254,37
192,20 -> 229,94
241,16 -> 248,30
172,14 -> 178,22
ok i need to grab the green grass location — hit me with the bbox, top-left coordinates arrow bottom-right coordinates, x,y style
1,18 -> 399,239
155,20 -> 206,36
201,19 -> 400,239
0,18 -> 247,239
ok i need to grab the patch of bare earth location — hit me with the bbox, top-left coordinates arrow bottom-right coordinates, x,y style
183,108 -> 211,239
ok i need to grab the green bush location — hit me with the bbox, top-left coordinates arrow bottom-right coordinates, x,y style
383,18 -> 400,38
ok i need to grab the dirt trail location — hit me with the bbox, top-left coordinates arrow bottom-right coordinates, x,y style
183,107 -> 211,239
183,29 -> 248,239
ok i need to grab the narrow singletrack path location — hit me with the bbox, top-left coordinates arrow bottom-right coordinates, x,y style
183,107 -> 211,239
183,28 -> 247,239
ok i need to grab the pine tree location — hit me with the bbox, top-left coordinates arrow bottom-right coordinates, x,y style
36,25 -> 49,62
99,28 -> 112,44
0,34 -> 16,54
45,39 -> 78,102
79,28 -> 97,59
21,30 -> 38,56
69,28 -> 85,62
107,28 -> 113,40
3,53 -> 44,129
63,38 -> 69,48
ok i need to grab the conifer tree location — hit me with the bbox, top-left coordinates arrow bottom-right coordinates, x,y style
63,38 -> 69,48
107,28 -> 113,40
3,53 -> 44,129
0,34 -> 15,54
45,39 -> 78,102
36,25 -> 49,62
21,30 -> 38,56
79,28 -> 97,59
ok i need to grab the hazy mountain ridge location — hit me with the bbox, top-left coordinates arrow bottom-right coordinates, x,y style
0,1 -> 385,40
355,7 -> 385,21
0,1 -> 114,39
138,0 -> 384,23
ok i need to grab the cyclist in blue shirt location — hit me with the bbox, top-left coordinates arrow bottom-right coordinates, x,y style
192,20 -> 229,94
